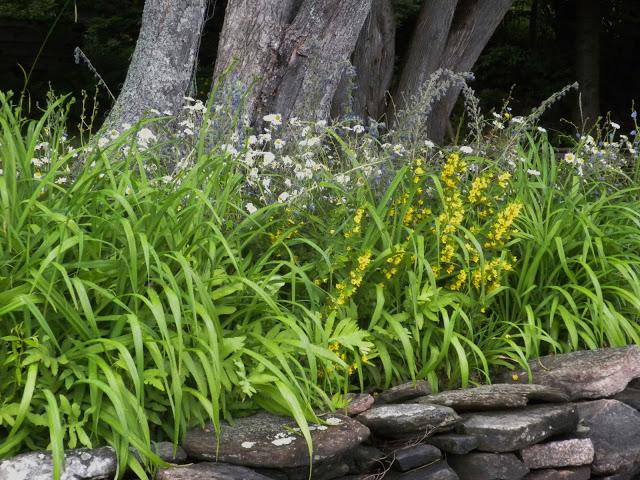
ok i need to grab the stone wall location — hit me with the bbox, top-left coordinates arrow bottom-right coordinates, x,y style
2,346 -> 640,480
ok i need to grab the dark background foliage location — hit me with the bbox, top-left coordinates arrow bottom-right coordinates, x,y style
0,0 -> 638,131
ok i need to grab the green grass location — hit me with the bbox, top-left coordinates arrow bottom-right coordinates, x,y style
1,92 -> 639,478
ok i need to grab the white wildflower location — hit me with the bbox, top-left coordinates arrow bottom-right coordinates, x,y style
262,151 -> 276,166
277,191 -> 290,203
263,113 -> 282,126
262,177 -> 272,189
137,128 -> 157,149
353,125 -> 365,134
183,128 -> 195,137
245,203 -> 258,214
301,126 -> 311,137
460,146 -> 474,154
316,120 -> 327,128
31,158 -> 46,167
222,144 -> 238,156
98,137 -> 110,148
179,119 -> 195,129
537,126 -> 547,133
527,169 -> 541,176
564,152 -> 576,164
492,120 -> 505,130
274,139 -> 286,150
610,121 -> 621,130
424,140 -> 435,149
335,173 -> 350,185
393,144 -> 406,156
258,133 -> 272,144
248,135 -> 258,145
510,116 -> 525,124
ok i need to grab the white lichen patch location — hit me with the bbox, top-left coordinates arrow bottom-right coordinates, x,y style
241,441 -> 256,449
271,436 -> 296,446
325,417 -> 342,426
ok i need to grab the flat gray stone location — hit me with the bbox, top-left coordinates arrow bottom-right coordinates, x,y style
157,462 -> 274,480
0,447 -> 116,480
385,461 -> 459,480
458,404 -> 578,452
494,346 -> 640,400
345,393 -> 374,416
376,381 -> 432,404
427,433 -> 479,455
183,413 -> 369,469
520,438 -> 594,469
393,444 -> 441,472
420,384 -> 569,412
523,466 -> 590,480
574,399 -> 640,476
154,442 -> 188,464
448,453 -> 529,480
613,386 -> 640,411
356,403 -> 460,438
350,445 -> 384,473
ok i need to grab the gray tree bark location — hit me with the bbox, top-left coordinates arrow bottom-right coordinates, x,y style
104,0 -> 208,130
213,0 -> 372,123
575,0 -> 600,127
396,0 -> 514,143
212,0 -> 300,120
331,0 -> 396,121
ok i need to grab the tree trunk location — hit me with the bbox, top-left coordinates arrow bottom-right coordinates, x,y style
213,0 -> 372,124
105,0 -> 208,130
396,0 -> 514,143
331,0 -> 396,121
575,0 -> 600,127
212,0 -> 300,120
395,0 -> 459,114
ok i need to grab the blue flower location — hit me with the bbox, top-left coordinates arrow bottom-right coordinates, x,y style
632,111 -> 637,120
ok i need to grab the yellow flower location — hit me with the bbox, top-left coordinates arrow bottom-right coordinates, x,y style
497,172 -> 512,189
468,174 -> 492,204
357,251 -> 372,271
485,202 -> 523,248
449,269 -> 467,291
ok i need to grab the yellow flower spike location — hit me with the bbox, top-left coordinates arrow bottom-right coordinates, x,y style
498,172 -> 512,189
449,269 -> 467,291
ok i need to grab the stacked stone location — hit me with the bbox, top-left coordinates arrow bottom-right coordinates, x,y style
2,346 -> 640,480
